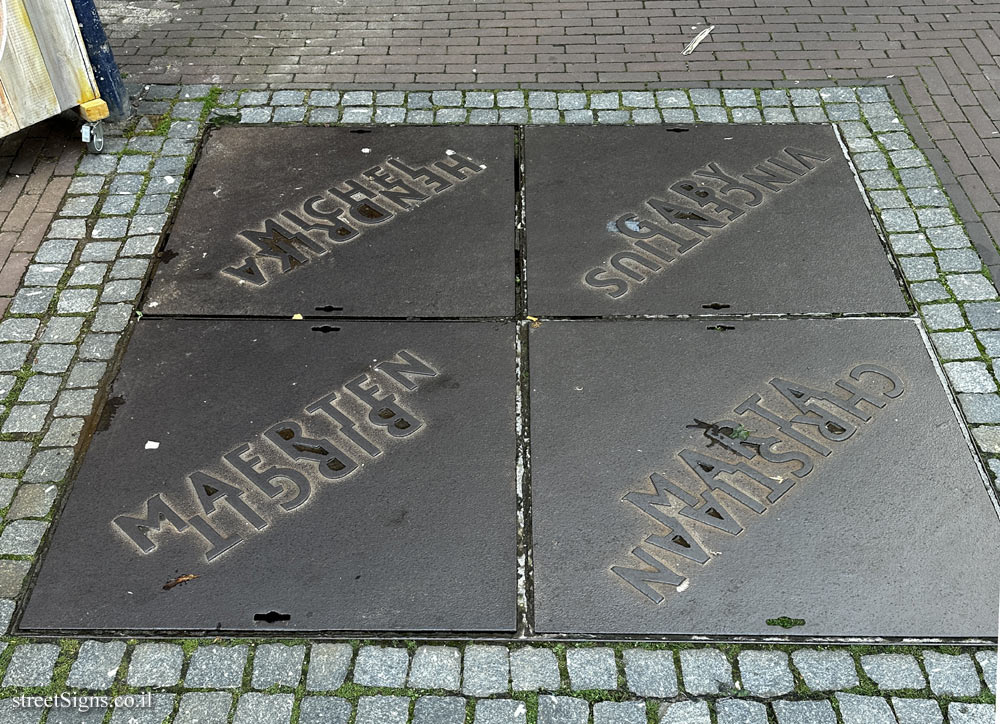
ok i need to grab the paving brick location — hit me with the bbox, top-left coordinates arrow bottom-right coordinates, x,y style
975,650 -> 996,694
949,274 -> 997,300
463,645 -> 509,697
861,654 -> 926,690
891,698 -> 943,724
593,701 -> 647,724
408,646 -> 461,691
128,643 -> 184,687
306,644 -> 353,691
947,703 -> 995,724
68,641 -> 127,689
772,700 -> 837,724
251,644 -> 305,689
659,700 -> 711,724
474,699 -> 526,724
413,696 -> 465,724
737,651 -> 794,697
3,644 -> 60,686
965,302 -> 1000,329
624,649 -> 678,698
233,693 -> 293,724
791,649 -> 860,691
185,645 -> 248,689
716,699 -> 768,724
566,648 -> 617,690
0,559 -> 29,597
923,651 -> 981,696
176,692 -> 233,724
7,483 -> 57,518
354,646 -> 410,688
836,694 -> 897,724
680,648 -> 732,695
509,646 -> 560,692
299,697 -> 352,724
537,696 -> 587,724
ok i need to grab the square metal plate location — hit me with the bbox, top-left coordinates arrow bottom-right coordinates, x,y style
529,318 -> 999,636
20,319 -> 516,633
143,126 -> 516,318
524,125 -> 909,316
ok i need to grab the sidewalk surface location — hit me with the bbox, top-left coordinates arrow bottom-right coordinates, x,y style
96,0 -> 1000,265
0,1 -> 995,722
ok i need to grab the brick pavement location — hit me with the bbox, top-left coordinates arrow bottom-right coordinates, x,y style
0,118 -> 82,317
93,0 -> 1000,294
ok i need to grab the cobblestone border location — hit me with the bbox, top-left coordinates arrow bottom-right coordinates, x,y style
0,85 -> 995,721
0,642 -> 995,723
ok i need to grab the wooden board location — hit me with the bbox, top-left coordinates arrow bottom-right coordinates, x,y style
0,82 -> 19,138
0,0 -> 60,129
23,0 -> 97,109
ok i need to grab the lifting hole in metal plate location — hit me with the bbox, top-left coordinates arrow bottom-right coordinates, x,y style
350,129 -> 372,134
253,611 -> 291,623
311,326 -> 340,333
707,325 -> 735,332
315,306 -> 344,312
702,303 -> 730,310
664,127 -> 690,133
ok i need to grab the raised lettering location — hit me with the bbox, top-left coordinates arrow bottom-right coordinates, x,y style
783,146 -> 832,170
647,197 -> 727,237
328,179 -> 394,225
583,268 -> 629,298
113,494 -> 188,553
363,166 -> 429,210
187,514 -> 243,561
850,364 -> 904,399
434,152 -> 483,180
706,420 -> 814,478
375,350 -> 438,390
239,221 -> 313,273
188,472 -> 269,530
670,180 -> 745,221
305,392 -> 382,457
770,378 -> 857,442
302,196 -> 360,242
693,162 -> 763,206
678,449 -> 775,511
615,213 -> 701,254
223,443 -> 313,511
221,256 -> 269,286
625,473 -> 712,564
735,393 -> 832,456
611,547 -> 686,604
610,251 -> 661,282
742,164 -> 795,192
345,373 -> 424,438
387,157 -> 453,193
264,421 -> 359,480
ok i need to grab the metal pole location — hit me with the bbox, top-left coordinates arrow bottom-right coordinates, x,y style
69,0 -> 129,120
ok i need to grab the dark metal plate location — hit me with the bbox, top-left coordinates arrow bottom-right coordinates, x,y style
524,125 -> 909,316
20,319 -> 516,632
143,126 -> 516,318
529,318 -> 999,636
